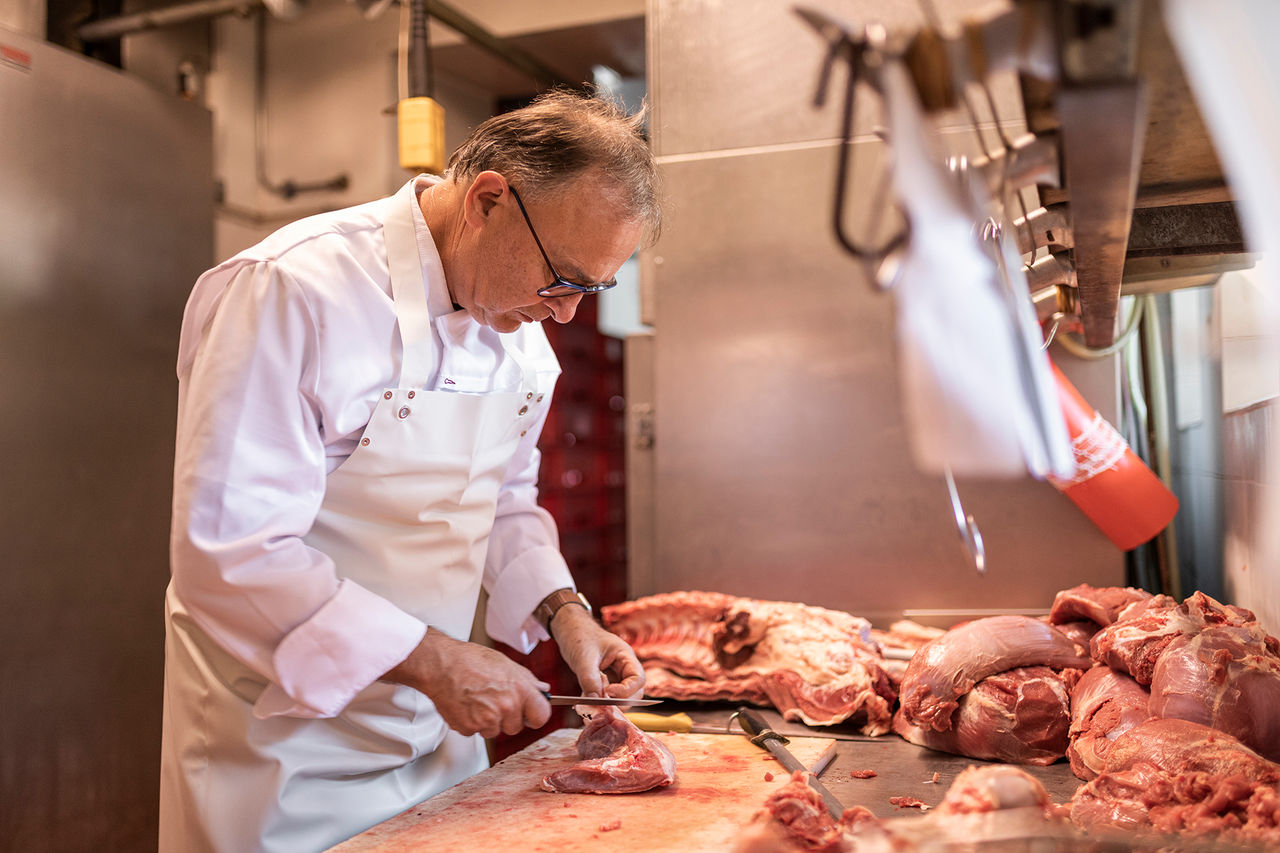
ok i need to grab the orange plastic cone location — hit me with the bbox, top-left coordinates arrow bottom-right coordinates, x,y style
1048,362 -> 1179,550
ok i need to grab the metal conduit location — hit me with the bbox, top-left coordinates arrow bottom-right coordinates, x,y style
79,0 -> 264,41
78,0 -> 573,90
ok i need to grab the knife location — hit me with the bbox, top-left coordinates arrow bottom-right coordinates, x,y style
736,706 -> 846,820
543,692 -> 660,707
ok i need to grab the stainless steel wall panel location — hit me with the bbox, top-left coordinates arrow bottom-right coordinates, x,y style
649,0 -> 1026,158
0,27 -> 213,851
647,141 -> 1123,625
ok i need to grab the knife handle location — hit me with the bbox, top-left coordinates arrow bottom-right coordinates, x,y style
625,712 -> 694,733
735,707 -> 789,745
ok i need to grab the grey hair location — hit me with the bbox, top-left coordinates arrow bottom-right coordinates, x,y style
446,88 -> 662,244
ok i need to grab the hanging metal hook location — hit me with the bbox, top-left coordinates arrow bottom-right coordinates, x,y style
797,7 -> 911,289
944,466 -> 986,574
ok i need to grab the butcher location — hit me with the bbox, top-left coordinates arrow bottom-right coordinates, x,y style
159,90 -> 657,852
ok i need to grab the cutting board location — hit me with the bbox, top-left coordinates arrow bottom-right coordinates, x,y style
329,730 -> 836,852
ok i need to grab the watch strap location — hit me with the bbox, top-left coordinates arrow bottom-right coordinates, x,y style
535,588 -> 591,631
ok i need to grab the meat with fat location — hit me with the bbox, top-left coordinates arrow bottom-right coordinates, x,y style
1069,718 -> 1280,846
892,666 -> 1075,765
1049,583 -> 1152,629
539,705 -> 677,794
897,615 -> 1089,733
602,591 -> 896,733
1089,591 -> 1274,685
1066,665 -> 1151,781
933,764 -> 1053,815
1149,624 -> 1280,762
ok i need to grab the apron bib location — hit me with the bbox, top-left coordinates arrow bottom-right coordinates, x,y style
159,180 -> 546,853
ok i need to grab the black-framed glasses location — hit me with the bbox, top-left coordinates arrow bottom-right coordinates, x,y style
509,186 -> 619,299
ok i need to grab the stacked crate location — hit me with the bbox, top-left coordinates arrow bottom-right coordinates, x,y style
491,299 -> 630,760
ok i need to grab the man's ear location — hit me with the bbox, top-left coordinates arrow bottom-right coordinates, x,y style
462,171 -> 509,230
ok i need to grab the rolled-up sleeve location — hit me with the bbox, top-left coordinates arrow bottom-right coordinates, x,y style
171,260 -> 423,720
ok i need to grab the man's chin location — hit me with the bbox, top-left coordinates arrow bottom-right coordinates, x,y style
490,315 -> 524,333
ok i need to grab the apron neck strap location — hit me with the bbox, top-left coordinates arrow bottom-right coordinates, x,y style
383,179 -> 439,389
385,178 -> 542,396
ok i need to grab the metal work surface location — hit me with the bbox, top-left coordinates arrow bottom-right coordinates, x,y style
668,702 -> 1083,818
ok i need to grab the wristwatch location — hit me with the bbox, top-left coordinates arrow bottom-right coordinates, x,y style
535,588 -> 591,631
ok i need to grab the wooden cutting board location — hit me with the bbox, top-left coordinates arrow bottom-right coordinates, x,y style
329,730 -> 836,852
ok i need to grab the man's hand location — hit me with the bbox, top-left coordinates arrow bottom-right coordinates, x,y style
382,628 -> 552,738
549,604 -> 646,698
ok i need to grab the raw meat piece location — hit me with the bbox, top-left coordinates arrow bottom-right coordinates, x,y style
1149,624 -> 1280,762
602,590 -> 737,677
641,664 -> 772,706
868,619 -> 945,657
892,666 -> 1074,765
1066,665 -> 1151,781
897,615 -> 1089,732
1048,620 -> 1098,655
733,765 -> 1074,853
1090,591 -> 1276,684
733,770 -> 870,853
539,705 -> 677,794
1102,717 -> 1280,780
1049,583 -> 1151,628
888,796 -> 927,809
603,592 -> 896,733
933,764 -> 1052,815
869,620 -> 946,685
1069,718 -> 1280,845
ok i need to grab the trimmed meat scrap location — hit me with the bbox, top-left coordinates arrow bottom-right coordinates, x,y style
602,592 -> 895,733
1069,718 -> 1280,846
539,705 -> 677,794
897,615 -> 1089,733
892,666 -> 1074,765
1066,665 -> 1152,781
733,765 -> 1072,853
733,770 -> 871,853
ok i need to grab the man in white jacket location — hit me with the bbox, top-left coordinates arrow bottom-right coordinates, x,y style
160,90 -> 658,852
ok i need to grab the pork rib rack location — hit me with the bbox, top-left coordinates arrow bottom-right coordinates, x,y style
601,591 -> 896,734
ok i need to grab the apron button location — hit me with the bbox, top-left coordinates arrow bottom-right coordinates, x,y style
361,437 -> 371,446
536,394 -> 544,402
383,391 -> 393,400
407,390 -> 416,399
518,405 -> 529,416
526,392 -> 533,400
521,430 -> 527,436
398,406 -> 411,419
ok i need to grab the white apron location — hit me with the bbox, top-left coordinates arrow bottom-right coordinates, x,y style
159,181 -> 546,853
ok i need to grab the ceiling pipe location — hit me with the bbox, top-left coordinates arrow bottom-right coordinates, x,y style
77,0 -> 573,89
78,0 -> 268,42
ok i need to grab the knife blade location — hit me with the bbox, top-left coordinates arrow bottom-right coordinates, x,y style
543,692 -> 661,707
736,706 -> 846,820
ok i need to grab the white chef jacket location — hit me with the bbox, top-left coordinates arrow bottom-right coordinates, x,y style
170,174 -> 575,720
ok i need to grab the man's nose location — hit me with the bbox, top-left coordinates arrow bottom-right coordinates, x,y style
545,293 -> 583,323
